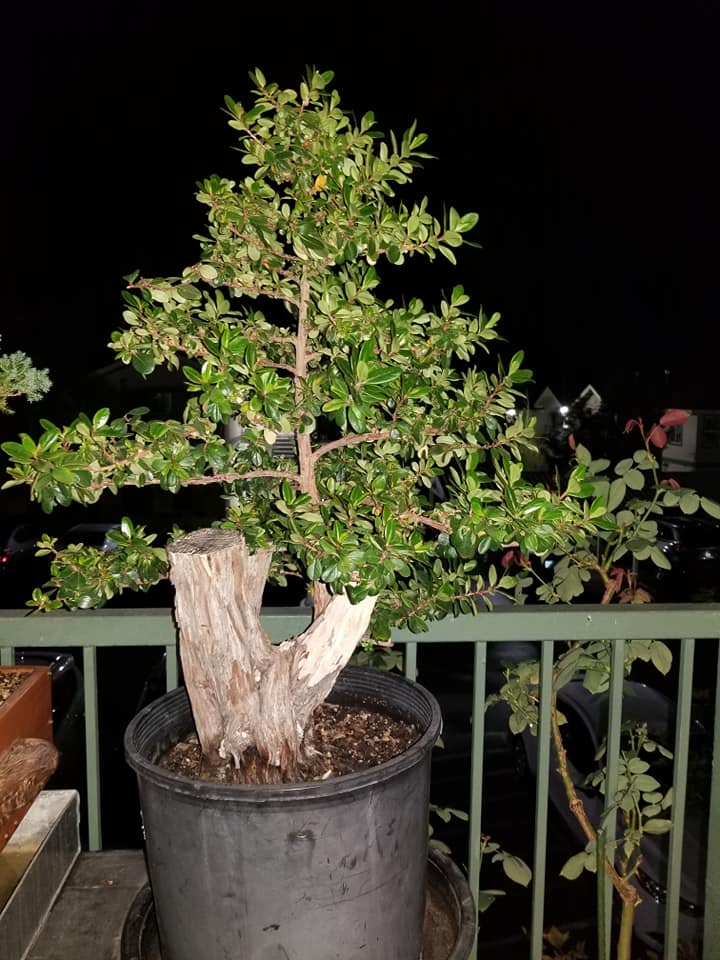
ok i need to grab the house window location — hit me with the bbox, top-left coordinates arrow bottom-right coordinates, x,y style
666,425 -> 683,445
700,415 -> 720,451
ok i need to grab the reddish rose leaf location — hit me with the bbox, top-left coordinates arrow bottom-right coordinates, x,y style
648,424 -> 668,448
659,408 -> 689,428
624,418 -> 640,434
568,433 -> 576,450
661,477 -> 680,489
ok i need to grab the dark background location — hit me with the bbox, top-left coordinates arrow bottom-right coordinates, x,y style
3,1 -> 718,418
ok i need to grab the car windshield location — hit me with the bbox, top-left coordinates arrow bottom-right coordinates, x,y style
57,528 -> 117,550
660,518 -> 720,548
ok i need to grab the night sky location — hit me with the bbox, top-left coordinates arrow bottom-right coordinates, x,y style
4,2 -> 717,415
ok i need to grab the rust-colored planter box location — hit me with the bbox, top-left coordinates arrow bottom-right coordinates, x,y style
0,666 -> 53,851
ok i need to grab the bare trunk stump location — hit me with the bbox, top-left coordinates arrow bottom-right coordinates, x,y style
168,529 -> 376,782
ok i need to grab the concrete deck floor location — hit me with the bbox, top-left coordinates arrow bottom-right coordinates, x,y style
24,851 -> 611,960
27,851 -> 147,960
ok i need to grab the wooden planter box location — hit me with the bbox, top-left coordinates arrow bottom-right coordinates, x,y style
0,666 -> 54,851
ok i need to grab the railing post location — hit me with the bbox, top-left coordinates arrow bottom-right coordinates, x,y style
599,637 -> 627,959
404,641 -> 418,682
529,640 -> 554,959
704,641 -> 720,959
83,645 -> 102,851
165,643 -> 178,691
467,639 -> 487,960
664,637 -> 695,957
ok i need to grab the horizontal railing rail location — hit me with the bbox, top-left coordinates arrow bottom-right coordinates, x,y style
2,603 -> 719,960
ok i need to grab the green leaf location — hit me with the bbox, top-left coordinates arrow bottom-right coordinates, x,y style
365,366 -> 399,386
643,818 -> 672,834
615,458 -> 634,476
443,231 -> 463,248
51,467 -> 76,484
508,713 -> 528,735
650,641 -> 673,675
607,477 -> 626,512
624,468 -> 644,491
457,212 -> 479,233
701,496 -> 720,519
574,444 -> 592,467
649,546 -> 672,570
175,283 -> 202,301
1,440 -> 32,460
132,353 -> 156,375
438,245 -> 457,265
476,892 -> 500,913
92,408 -> 111,429
500,855 -> 532,887
634,774 -> 661,793
560,851 -> 587,880
198,263 -> 218,281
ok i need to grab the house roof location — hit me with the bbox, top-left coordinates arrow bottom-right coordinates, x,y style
531,382 -> 602,409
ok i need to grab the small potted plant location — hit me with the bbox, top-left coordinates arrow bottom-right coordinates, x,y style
0,666 -> 56,851
0,340 -> 55,850
2,70 -> 599,958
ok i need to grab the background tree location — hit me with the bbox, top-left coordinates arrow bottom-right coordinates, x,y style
0,338 -> 51,415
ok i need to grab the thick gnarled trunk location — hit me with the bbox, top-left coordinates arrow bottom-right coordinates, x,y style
167,529 -> 376,782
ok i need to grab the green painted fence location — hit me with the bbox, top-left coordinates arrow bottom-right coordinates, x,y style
2,603 -> 719,959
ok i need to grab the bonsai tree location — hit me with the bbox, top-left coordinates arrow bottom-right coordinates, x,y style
3,68 -> 600,784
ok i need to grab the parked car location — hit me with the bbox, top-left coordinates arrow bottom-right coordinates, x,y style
0,515 -> 50,606
1,519 -> 177,609
643,513 -> 720,601
55,522 -> 121,553
515,678 -> 707,951
11,649 -> 85,792
0,519 -> 44,563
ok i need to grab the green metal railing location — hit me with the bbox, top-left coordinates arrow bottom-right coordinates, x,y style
2,603 -> 719,959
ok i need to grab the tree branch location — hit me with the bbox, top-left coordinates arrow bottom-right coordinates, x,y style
85,468 -> 301,495
225,282 -> 297,304
550,691 -> 639,908
311,430 -> 393,462
397,510 -> 449,533
257,359 -> 298,377
180,469 -> 301,487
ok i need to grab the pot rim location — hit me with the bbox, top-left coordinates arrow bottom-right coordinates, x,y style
125,665 -> 442,804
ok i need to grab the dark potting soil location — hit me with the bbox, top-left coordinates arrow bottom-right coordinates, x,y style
159,702 -> 419,784
0,670 -> 27,704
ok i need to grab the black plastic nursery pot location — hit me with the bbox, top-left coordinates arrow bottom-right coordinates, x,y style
121,847 -> 476,960
125,666 -> 455,960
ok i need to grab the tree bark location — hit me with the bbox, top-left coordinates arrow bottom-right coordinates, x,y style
167,529 -> 376,782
